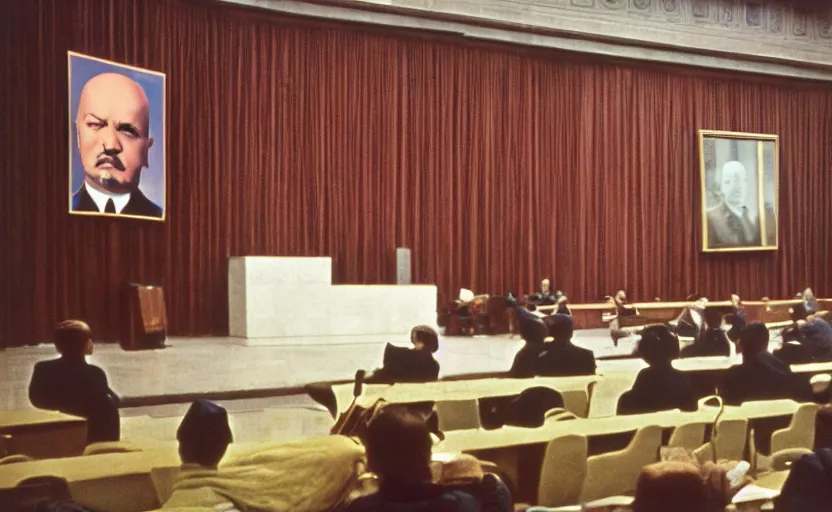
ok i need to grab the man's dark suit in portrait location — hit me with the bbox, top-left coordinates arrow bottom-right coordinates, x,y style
706,161 -> 767,248
71,72 -> 162,218
29,320 -> 120,444
719,323 -> 813,405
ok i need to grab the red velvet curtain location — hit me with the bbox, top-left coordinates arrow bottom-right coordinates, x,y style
2,0 -> 831,346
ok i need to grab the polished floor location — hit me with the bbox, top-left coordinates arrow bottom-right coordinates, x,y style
0,329 -> 638,412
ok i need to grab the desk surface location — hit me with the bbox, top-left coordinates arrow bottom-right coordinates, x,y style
436,400 -> 801,453
0,410 -> 85,430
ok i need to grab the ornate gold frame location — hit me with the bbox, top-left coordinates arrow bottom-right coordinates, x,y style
67,51 -> 167,222
698,129 -> 779,253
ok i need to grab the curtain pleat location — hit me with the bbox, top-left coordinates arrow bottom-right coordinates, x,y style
1,0 -> 831,346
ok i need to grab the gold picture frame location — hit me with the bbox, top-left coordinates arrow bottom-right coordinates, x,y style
698,130 -> 779,253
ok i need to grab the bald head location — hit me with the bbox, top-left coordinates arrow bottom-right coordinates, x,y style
719,161 -> 748,209
75,73 -> 153,194
541,279 -> 550,292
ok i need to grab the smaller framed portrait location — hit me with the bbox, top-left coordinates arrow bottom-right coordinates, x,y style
68,52 -> 166,221
698,130 -> 779,253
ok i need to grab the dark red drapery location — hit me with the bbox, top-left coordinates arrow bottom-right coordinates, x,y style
1,0 -> 831,346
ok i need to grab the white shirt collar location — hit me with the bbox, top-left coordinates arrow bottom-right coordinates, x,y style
725,203 -> 745,218
85,183 -> 131,214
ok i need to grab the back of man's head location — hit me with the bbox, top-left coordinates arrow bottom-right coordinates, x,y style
177,400 -> 233,468
638,325 -> 680,366
543,314 -> 573,342
738,323 -> 769,357
517,311 -> 548,345
633,461 -> 712,512
365,406 -> 432,485
54,320 -> 92,357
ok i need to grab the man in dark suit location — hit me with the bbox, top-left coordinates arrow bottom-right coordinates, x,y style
618,325 -> 697,415
536,314 -> 596,376
29,320 -> 120,444
507,299 -> 549,378
366,325 -> 440,383
719,323 -> 813,405
706,161 -> 761,248
680,307 -> 731,358
71,72 -> 162,218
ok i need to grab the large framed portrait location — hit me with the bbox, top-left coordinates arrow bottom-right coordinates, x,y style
68,52 -> 166,221
699,130 -> 779,253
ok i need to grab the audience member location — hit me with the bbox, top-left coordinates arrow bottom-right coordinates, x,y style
366,326 -> 440,383
632,461 -> 727,512
775,448 -> 832,511
618,325 -> 697,415
777,303 -> 832,363
669,296 -> 707,340
680,308 -> 731,358
28,320 -> 120,444
725,294 -> 747,342
504,387 -> 565,428
177,400 -> 233,469
344,406 -> 510,512
535,314 -> 596,376
719,323 -> 813,405
507,300 -> 548,378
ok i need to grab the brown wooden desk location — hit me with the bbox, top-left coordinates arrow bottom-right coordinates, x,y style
0,410 -> 86,460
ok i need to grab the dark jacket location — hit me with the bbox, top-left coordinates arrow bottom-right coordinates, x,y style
344,476 -> 510,512
508,344 -> 545,379
718,352 -> 813,406
29,357 -> 120,443
72,183 -> 163,218
617,364 -> 697,415
535,342 -> 596,377
680,329 -> 731,358
775,449 -> 832,512
367,344 -> 440,384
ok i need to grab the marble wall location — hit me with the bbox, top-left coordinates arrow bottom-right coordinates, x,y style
350,0 -> 832,67
229,0 -> 832,78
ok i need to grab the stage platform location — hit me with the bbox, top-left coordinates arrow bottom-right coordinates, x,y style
1,329 -> 638,412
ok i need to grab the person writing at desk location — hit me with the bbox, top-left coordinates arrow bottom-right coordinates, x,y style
28,320 -> 120,444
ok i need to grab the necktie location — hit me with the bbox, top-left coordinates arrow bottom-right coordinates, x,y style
105,199 -> 116,214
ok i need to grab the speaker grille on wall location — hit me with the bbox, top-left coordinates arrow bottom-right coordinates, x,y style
396,248 -> 411,284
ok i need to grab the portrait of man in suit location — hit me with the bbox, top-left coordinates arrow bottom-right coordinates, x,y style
68,52 -> 165,220
699,131 -> 778,252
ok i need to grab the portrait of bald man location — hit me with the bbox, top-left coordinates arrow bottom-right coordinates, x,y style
701,133 -> 779,251
68,52 -> 165,220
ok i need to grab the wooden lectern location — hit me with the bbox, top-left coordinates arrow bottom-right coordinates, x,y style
121,284 -> 167,351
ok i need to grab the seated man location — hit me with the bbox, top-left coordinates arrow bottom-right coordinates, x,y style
526,278 -> 558,306
632,461 -> 731,512
177,400 -> 233,470
366,326 -> 440,384
507,300 -> 549,378
535,314 -> 596,377
618,325 -> 697,415
775,448 -> 832,511
719,323 -> 813,405
680,308 -> 731,359
669,296 -> 707,340
165,402 -> 365,511
344,406 -> 510,512
725,294 -> 747,342
778,303 -> 832,363
28,320 -> 120,444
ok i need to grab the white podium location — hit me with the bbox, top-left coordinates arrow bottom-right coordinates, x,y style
229,257 -> 437,343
